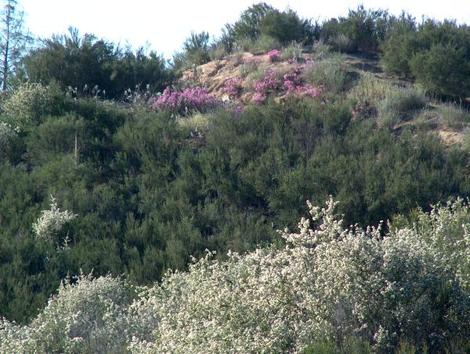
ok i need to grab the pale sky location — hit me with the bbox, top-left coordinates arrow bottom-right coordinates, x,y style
20,0 -> 470,58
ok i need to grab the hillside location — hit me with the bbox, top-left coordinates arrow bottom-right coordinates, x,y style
178,48 -> 468,147
1,2 -> 470,353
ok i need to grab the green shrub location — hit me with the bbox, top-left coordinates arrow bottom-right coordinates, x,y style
303,337 -> 372,354
438,103 -> 470,129
378,86 -> 426,127
225,3 -> 316,51
348,73 -> 394,107
303,55 -> 348,94
380,14 -> 417,76
410,43 -> 470,98
176,112 -> 212,131
172,32 -> 211,72
311,40 -> 333,60
321,6 -> 391,53
259,9 -> 313,45
22,28 -> 171,99
227,3 -> 274,41
381,19 -> 470,98
329,33 -> 354,53
281,42 -> 304,62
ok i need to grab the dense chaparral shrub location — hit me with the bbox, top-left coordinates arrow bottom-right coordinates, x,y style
0,122 -> 18,149
1,198 -> 468,353
222,3 -> 317,51
381,18 -> 470,98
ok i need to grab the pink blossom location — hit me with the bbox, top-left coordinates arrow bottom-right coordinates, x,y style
151,87 -> 218,115
266,49 -> 281,62
222,77 -> 243,98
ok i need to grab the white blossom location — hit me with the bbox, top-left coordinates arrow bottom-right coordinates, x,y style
32,195 -> 77,242
2,198 -> 469,353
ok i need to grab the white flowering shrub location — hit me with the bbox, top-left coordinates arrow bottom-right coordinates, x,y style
32,195 -> 77,244
2,83 -> 60,127
0,274 -> 134,353
1,198 -> 469,353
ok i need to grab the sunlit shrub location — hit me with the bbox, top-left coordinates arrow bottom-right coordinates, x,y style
0,274 -> 134,353
150,87 -> 218,116
32,195 -> 77,245
3,83 -> 63,127
378,86 -> 426,127
2,198 -> 469,353
303,55 -> 348,94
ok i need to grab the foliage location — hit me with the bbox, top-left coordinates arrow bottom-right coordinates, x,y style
321,5 -> 391,53
1,89 -> 470,325
32,195 -> 76,244
259,9 -> 314,45
1,4 -> 470,336
379,13 -> 416,76
223,3 -> 316,52
381,19 -> 470,98
438,103 -> 470,129
378,85 -> 427,127
227,2 -> 274,42
21,27 -> 171,99
2,82 -> 63,127
409,43 -> 470,98
302,55 -> 348,95
1,199 -> 469,353
0,273 -> 134,353
172,32 -> 211,72
0,0 -> 32,91
281,42 -> 304,62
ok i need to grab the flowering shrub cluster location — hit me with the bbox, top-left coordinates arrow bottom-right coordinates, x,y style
222,77 -> 243,98
283,68 -> 322,98
252,68 -> 321,103
151,87 -> 218,115
266,49 -> 281,62
3,83 -> 60,127
0,274 -> 134,354
252,69 -> 281,103
2,197 -> 468,353
32,196 -> 77,244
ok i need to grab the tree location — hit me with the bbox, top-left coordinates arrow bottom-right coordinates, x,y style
0,0 -> 31,91
22,27 -> 171,99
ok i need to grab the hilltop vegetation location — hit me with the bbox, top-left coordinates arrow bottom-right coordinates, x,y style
0,2 -> 469,353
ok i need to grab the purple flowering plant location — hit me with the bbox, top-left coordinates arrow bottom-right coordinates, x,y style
151,87 -> 218,115
252,66 -> 321,104
266,49 -> 281,62
222,77 -> 243,98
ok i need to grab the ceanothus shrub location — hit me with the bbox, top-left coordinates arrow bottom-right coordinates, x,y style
1,198 -> 469,353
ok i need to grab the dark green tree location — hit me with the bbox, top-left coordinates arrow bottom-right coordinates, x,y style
22,27 -> 171,99
0,0 -> 31,91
